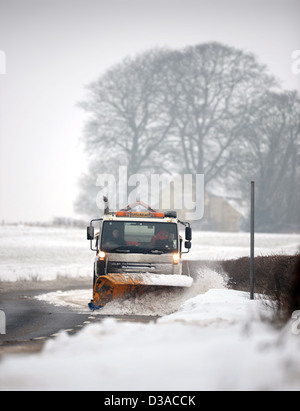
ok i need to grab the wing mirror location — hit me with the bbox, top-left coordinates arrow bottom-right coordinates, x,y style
185,227 -> 192,241
87,226 -> 95,241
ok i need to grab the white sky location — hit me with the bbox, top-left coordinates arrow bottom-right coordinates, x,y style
0,0 -> 299,222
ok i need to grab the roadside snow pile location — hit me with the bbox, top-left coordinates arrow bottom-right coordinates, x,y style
1,289 -> 300,391
35,289 -> 92,311
160,288 -> 265,327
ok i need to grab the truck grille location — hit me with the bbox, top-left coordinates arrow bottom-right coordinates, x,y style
109,262 -> 156,273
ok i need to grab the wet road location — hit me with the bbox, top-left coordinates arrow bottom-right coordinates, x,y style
0,260 -> 211,354
0,285 -> 160,354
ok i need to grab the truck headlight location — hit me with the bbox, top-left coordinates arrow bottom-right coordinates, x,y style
98,251 -> 106,261
173,253 -> 180,264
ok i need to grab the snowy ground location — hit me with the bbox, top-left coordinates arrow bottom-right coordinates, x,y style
190,230 -> 300,261
0,225 -> 93,282
0,225 -> 299,282
1,288 -> 300,391
0,225 -> 299,391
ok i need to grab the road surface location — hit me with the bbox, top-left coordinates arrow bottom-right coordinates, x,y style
0,261 -> 212,355
0,279 -> 163,355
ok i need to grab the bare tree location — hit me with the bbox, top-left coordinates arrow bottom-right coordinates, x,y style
237,91 -> 300,232
166,43 -> 277,185
77,43 -> 299,232
80,44 -> 276,184
80,49 -> 176,177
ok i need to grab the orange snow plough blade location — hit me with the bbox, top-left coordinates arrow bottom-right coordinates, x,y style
89,273 -> 193,309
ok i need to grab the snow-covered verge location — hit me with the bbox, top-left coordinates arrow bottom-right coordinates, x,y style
1,288 -> 300,391
0,225 -> 299,282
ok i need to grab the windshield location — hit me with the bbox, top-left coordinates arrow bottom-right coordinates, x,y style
101,221 -> 178,254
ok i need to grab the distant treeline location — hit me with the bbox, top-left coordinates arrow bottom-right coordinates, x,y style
1,218 -> 87,228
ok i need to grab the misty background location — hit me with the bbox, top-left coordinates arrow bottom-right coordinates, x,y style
0,0 -> 299,232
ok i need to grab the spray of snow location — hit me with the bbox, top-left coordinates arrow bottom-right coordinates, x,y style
98,264 -> 227,316
35,266 -> 227,316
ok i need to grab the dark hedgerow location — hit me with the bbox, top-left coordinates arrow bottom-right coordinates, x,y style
221,254 -> 299,320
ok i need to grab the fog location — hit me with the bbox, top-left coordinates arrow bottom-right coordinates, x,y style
0,0 -> 299,225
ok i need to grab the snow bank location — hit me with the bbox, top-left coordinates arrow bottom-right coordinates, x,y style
1,289 -> 300,391
160,288 -> 266,327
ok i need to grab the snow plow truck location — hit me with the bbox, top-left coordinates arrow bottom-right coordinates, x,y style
87,199 -> 193,310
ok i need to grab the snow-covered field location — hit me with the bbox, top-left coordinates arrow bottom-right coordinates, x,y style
0,225 -> 299,282
190,230 -> 300,261
0,225 -> 93,282
0,225 -> 299,391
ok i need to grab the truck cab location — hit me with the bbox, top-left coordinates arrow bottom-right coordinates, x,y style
87,205 -> 192,287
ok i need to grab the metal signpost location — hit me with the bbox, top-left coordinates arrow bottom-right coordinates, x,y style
250,181 -> 255,300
